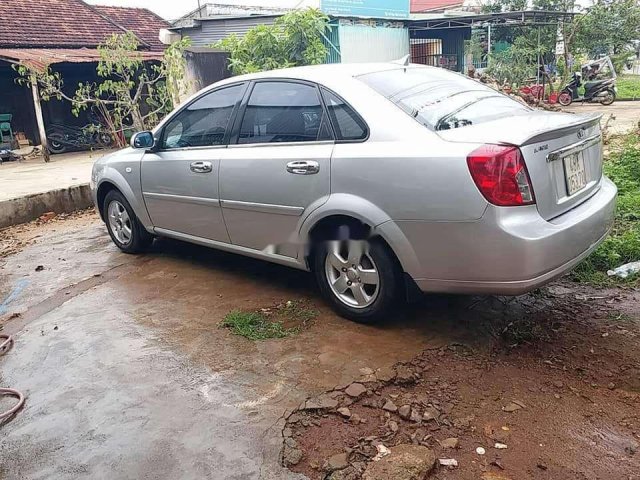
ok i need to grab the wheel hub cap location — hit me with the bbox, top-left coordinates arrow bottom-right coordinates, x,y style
325,240 -> 380,309
107,200 -> 133,246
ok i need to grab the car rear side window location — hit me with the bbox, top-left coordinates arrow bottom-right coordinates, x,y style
237,82 -> 332,144
321,88 -> 368,141
161,84 -> 244,149
358,67 -> 529,131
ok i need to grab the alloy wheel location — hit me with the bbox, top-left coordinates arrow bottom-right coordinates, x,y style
108,200 -> 133,246
324,240 -> 380,309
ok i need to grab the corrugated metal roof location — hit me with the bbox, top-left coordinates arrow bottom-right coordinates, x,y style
0,48 -> 164,71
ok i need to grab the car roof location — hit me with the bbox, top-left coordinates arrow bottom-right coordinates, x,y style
215,62 -> 425,86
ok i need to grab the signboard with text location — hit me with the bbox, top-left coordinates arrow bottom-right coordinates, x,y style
320,0 -> 410,19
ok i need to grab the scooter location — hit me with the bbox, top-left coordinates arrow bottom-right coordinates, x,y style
558,72 -> 617,106
558,56 -> 617,106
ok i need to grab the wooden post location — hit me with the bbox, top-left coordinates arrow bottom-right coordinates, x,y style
30,79 -> 50,162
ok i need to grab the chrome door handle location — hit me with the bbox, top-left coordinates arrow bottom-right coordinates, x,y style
286,161 -> 320,175
190,161 -> 213,173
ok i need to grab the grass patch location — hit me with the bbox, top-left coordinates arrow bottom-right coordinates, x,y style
617,75 -> 640,100
573,132 -> 640,285
220,300 -> 317,340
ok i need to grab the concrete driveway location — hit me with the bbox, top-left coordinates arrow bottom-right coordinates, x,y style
0,213 -> 455,479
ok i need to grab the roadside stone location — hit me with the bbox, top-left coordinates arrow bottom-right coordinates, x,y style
438,458 -> 458,468
410,409 -> 422,423
440,437 -> 459,449
376,366 -> 396,382
345,383 -> 367,398
453,415 -> 474,429
389,420 -> 399,433
423,407 -> 439,422
360,367 -> 375,376
284,437 -> 298,448
395,365 -> 417,384
362,444 -> 436,480
411,428 -> 426,444
325,452 -> 349,472
39,211 -> 56,222
304,394 -> 339,410
337,407 -> 352,419
502,402 -> 523,413
383,400 -> 398,412
283,446 -> 303,466
362,397 -> 380,408
328,466 -> 359,480
398,405 -> 412,420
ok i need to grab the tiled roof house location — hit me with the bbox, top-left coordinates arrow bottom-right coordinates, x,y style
0,0 -> 169,150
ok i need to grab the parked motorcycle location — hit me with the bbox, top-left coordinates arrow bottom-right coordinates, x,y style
558,56 -> 617,106
46,123 -> 114,154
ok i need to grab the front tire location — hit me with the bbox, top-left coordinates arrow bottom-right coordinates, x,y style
558,91 -> 573,106
313,238 -> 402,323
103,190 -> 153,253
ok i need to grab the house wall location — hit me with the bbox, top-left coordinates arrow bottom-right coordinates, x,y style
339,22 -> 410,63
182,17 -> 279,47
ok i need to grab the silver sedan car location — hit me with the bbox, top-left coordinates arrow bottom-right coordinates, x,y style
91,63 -> 617,322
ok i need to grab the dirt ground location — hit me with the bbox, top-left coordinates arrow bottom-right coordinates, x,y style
1,213 -> 639,479
285,289 -> 640,480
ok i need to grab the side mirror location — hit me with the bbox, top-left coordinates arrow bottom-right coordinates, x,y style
131,131 -> 155,149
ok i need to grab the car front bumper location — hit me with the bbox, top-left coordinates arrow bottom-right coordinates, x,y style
387,176 -> 617,295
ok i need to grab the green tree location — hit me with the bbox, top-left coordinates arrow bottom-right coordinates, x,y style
17,32 -> 190,147
575,0 -> 640,59
216,8 -> 330,75
486,36 -> 548,85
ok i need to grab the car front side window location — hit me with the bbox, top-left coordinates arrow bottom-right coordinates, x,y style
161,84 -> 244,150
237,81 -> 332,145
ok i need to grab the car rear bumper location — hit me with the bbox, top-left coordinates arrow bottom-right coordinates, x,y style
391,176 -> 617,295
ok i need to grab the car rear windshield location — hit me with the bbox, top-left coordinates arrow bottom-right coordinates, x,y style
357,67 -> 530,131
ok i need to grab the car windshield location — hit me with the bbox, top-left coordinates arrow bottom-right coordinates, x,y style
357,67 -> 530,131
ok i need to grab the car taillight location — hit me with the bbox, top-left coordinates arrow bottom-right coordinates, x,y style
467,144 -> 535,206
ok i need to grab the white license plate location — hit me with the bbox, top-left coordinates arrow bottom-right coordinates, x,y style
563,152 -> 587,196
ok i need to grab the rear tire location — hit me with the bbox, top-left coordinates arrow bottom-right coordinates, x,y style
103,190 -> 153,254
313,238 -> 402,324
47,134 -> 67,154
600,90 -> 615,106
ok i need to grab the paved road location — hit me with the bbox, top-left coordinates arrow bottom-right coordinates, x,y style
0,214 -> 458,480
564,102 -> 639,134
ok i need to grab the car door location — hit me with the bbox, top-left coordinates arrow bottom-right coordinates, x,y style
141,83 -> 246,242
219,80 -> 334,258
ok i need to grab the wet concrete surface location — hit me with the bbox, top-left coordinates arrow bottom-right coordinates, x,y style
0,215 -> 463,479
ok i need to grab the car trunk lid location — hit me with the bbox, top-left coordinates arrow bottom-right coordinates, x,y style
438,112 -> 603,220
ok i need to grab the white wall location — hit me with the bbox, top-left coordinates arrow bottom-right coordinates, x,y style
339,24 -> 409,63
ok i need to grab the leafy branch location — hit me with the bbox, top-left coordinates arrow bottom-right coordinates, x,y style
16,32 -> 190,147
